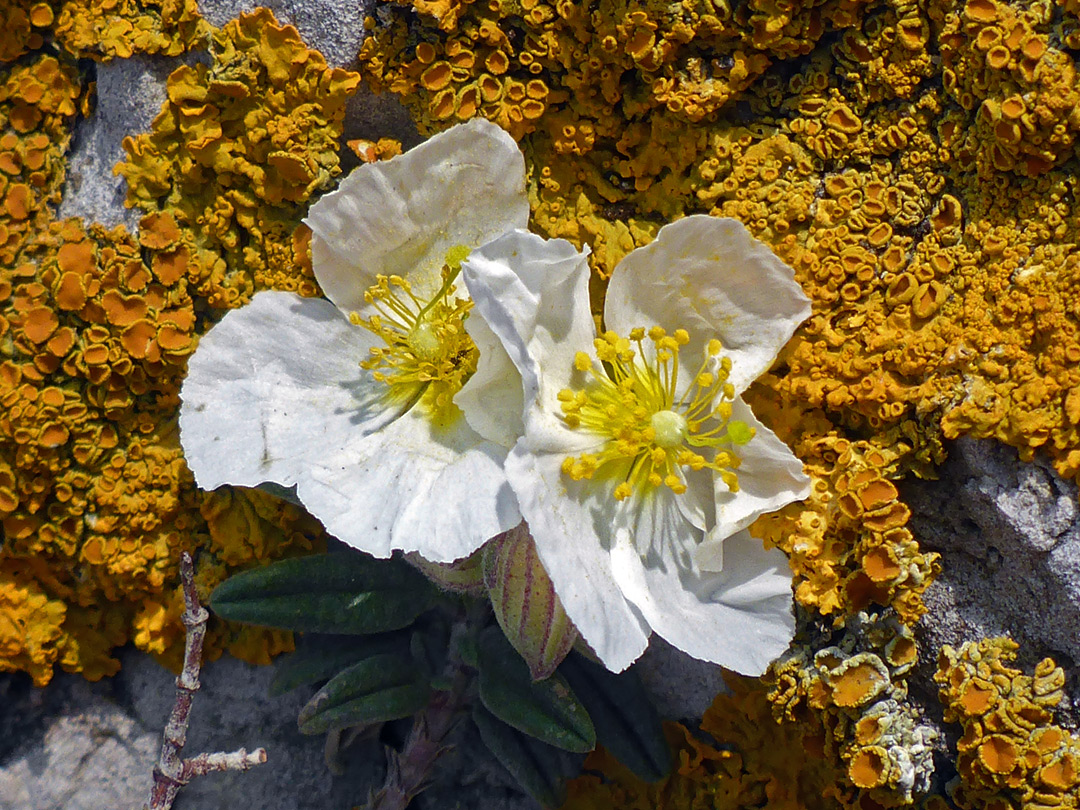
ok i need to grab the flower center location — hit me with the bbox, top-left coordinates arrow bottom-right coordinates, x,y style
650,410 -> 687,448
557,326 -> 754,501
351,246 -> 478,417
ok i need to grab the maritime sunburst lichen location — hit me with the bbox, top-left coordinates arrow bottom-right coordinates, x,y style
0,6 -> 360,682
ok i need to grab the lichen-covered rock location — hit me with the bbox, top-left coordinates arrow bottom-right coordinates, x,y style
0,7 -> 354,683
935,637 -> 1078,810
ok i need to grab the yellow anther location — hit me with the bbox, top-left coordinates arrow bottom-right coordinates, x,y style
664,474 -> 686,493
557,323 -> 748,504
353,255 -> 477,419
444,244 -> 471,270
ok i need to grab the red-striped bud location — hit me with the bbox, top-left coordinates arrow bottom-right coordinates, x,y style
483,522 -> 577,680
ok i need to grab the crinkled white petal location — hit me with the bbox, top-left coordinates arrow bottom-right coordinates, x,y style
604,215 -> 812,394
455,309 -> 523,449
297,407 -> 520,562
696,397 -> 811,571
506,446 -> 650,672
306,118 -> 529,309
462,229 -> 597,452
610,499 -> 795,675
179,291 -> 397,491
179,290 -> 518,562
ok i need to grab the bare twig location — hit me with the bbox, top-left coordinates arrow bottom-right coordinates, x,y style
143,552 -> 268,810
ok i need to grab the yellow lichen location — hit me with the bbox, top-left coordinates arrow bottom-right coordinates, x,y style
935,638 -> 1079,809
0,8 -> 351,683
768,611 -> 936,806
116,8 -> 360,308
562,673 -> 843,810
53,0 -> 210,61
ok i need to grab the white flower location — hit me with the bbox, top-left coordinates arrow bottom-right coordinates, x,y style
179,119 -> 533,563
461,216 -> 813,673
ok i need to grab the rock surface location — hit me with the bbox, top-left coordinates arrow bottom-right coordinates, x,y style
905,436 -> 1080,723
0,636 -> 719,810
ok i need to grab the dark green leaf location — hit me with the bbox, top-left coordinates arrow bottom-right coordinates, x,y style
477,627 -> 595,753
558,652 -> 672,782
270,631 -> 413,697
211,552 -> 438,635
472,704 -> 578,808
297,652 -> 430,734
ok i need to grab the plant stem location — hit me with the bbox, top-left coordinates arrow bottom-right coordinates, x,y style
143,551 -> 267,810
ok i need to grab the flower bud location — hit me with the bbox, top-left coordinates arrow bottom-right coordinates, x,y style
483,522 -> 577,680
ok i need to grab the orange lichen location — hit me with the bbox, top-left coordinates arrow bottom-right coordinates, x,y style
53,0 -> 210,61
0,558 -> 68,686
750,424 -> 940,625
562,673 -> 843,810
0,8 -> 343,683
768,612 -> 936,806
935,638 -> 1080,810
116,8 -> 360,308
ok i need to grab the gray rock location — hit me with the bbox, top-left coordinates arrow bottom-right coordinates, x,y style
58,54 -> 174,232
0,673 -> 157,810
904,436 -> 1080,716
635,636 -> 728,723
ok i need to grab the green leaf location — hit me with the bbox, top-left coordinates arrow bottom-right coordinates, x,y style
211,551 -> 438,635
297,652 -> 430,735
558,652 -> 672,782
477,626 -> 595,753
472,704 -> 577,808
270,631 -> 413,697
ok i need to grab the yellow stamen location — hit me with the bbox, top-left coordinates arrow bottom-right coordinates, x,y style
557,325 -> 748,501
351,247 -> 477,418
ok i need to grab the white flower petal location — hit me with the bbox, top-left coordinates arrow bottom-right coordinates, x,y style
298,407 -> 520,562
455,310 -> 523,449
306,119 -> 529,310
611,513 -> 795,676
604,215 -> 811,394
179,290 -> 397,492
506,446 -> 650,672
180,290 -> 518,562
697,397 -> 811,571
462,229 -> 597,452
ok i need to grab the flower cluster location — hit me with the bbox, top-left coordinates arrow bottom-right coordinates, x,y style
179,119 -> 811,675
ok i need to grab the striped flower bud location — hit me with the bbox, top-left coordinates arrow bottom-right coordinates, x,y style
483,522 -> 577,681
